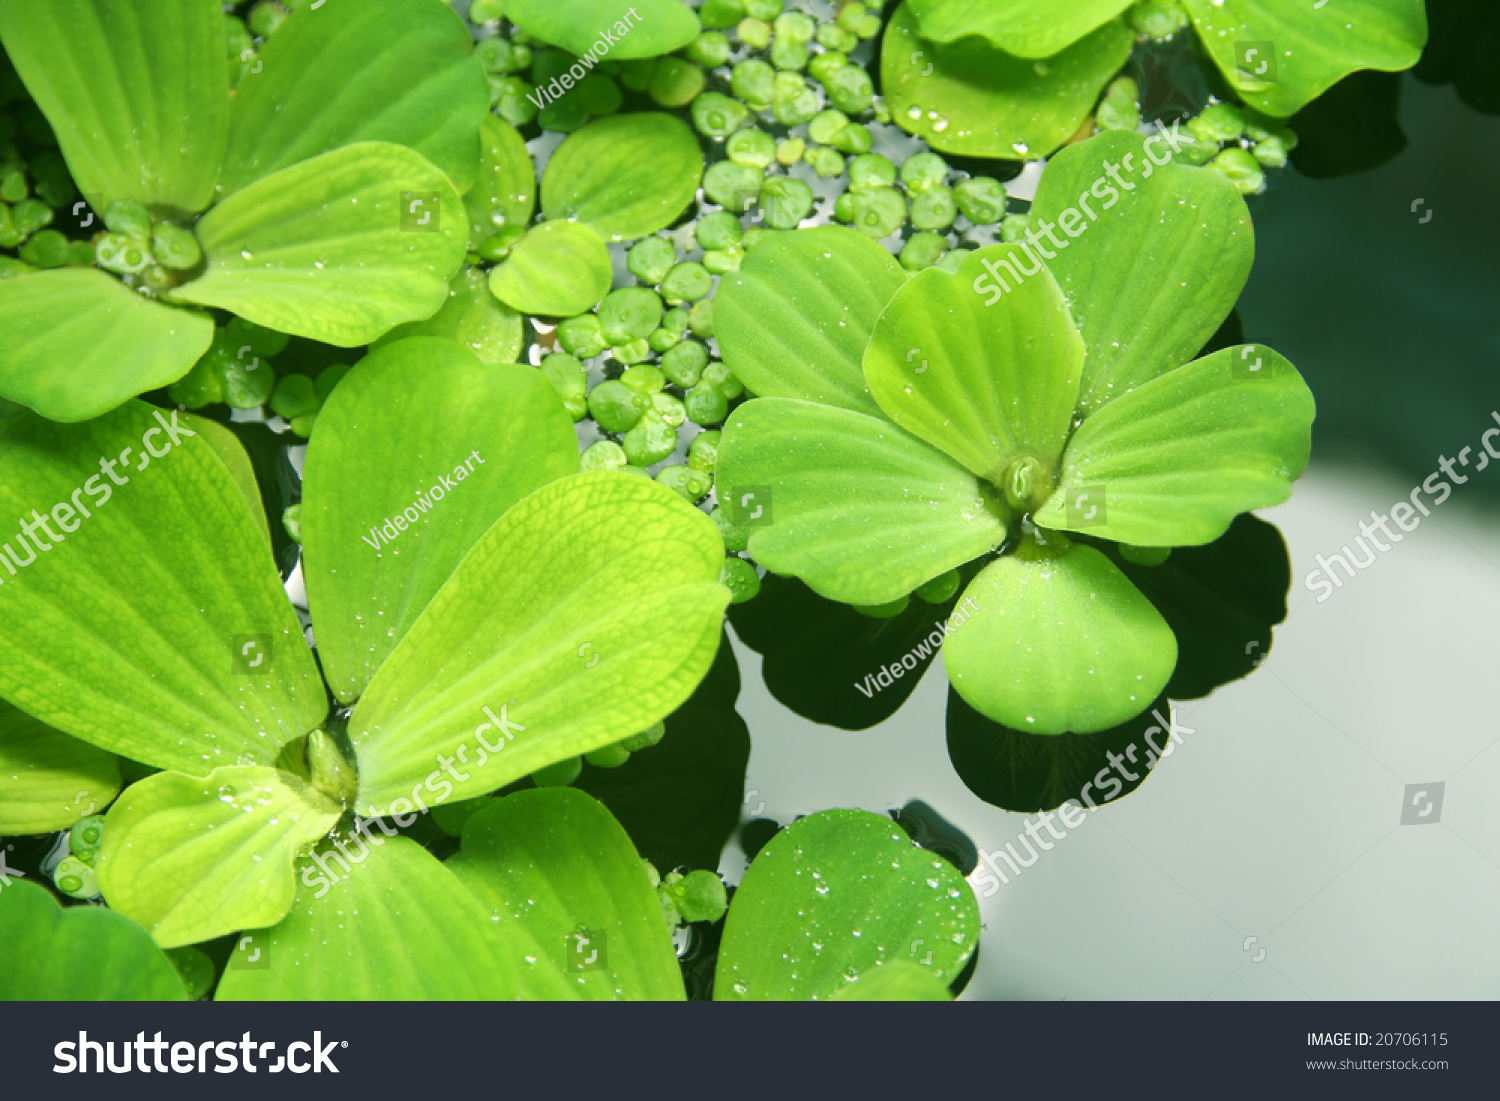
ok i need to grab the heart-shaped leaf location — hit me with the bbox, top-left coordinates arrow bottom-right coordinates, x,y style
715,226 -> 902,419
866,245 -> 1083,488
0,403 -> 328,774
908,0 -> 1133,58
943,538 -> 1177,734
219,0 -> 489,196
172,142 -> 466,346
216,835 -> 520,1000
0,881 -> 186,1000
0,0 -> 226,214
302,337 -> 578,703
0,270 -> 214,423
1034,346 -> 1316,547
542,113 -> 703,242
0,701 -> 120,835
1030,130 -> 1255,415
488,220 -> 613,318
717,398 -> 1007,605
882,3 -> 1133,160
715,809 -> 979,1000
377,267 -> 525,365
96,765 -> 342,948
448,788 -> 686,1000
465,115 -> 538,249
349,472 -> 728,814
505,0 -> 700,61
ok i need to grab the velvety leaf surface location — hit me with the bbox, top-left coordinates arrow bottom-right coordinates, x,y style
302,338 -> 578,703
488,220 -> 613,318
909,0 -> 1132,57
506,0 -> 700,61
0,270 -> 213,423
465,115 -> 537,249
96,765 -> 342,948
1030,131 -> 1255,415
219,0 -> 488,195
882,3 -> 1134,159
1184,0 -> 1428,118
542,113 -> 703,242
0,0 -> 226,213
448,788 -> 686,1000
828,958 -> 954,1000
1035,347 -> 1316,547
377,267 -> 525,365
943,540 -> 1177,734
715,226 -> 902,418
173,142 -> 465,346
717,398 -> 1007,606
0,403 -> 327,774
0,701 -> 120,835
866,245 -> 1083,485
216,836 -> 520,1000
350,473 -> 728,813
715,809 -> 979,1000
0,881 -> 186,1001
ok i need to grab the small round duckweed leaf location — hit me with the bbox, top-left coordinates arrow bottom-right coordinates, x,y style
378,267 -> 525,365
0,701 -> 121,835
488,220 -> 613,317
909,0 -> 1133,58
465,115 -> 537,249
715,809 -> 979,1000
506,0 -> 700,62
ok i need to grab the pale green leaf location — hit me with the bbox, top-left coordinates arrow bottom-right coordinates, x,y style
542,113 -> 703,242
506,0 -> 700,62
448,788 -> 685,1000
302,337 -> 578,703
0,403 -> 327,774
909,0 -> 1132,57
0,269 -> 213,423
0,0 -> 226,213
828,958 -> 954,1001
944,540 -> 1177,734
192,414 -> 273,549
715,809 -> 979,1000
96,765 -> 342,948
1031,130 -> 1255,415
349,473 -> 728,814
0,701 -> 120,835
220,0 -> 488,196
376,267 -> 525,365
487,220 -> 612,317
716,226 -> 902,418
717,398 -> 1007,606
465,115 -> 538,249
172,142 -> 466,346
1034,346 -> 1316,546
216,836 -> 521,1000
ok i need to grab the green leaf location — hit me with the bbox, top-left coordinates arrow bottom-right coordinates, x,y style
828,958 -> 954,1001
0,403 -> 328,774
216,836 -> 520,1000
465,115 -> 537,249
542,113 -> 703,242
448,788 -> 686,1000
717,398 -> 1006,605
1184,0 -> 1428,118
0,0 -> 226,214
866,245 -> 1083,489
882,3 -> 1134,160
715,226 -> 902,419
1030,131 -> 1255,415
715,809 -> 979,1000
377,267 -> 524,365
488,220 -> 613,318
96,765 -> 341,948
348,473 -> 728,814
0,881 -> 186,1000
0,701 -> 120,835
172,142 -> 466,347
219,0 -> 489,196
908,0 -> 1132,58
943,539 -> 1177,734
505,0 -> 700,62
0,269 -> 213,422
302,337 -> 578,703
1034,346 -> 1316,546
192,415 -> 274,549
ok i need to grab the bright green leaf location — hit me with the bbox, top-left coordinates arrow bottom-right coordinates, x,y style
716,226 -> 902,419
717,398 -> 1007,606
96,765 -> 342,949
0,0 -> 226,213
908,0 -> 1132,57
505,0 -> 700,62
302,337 -> 578,703
542,113 -> 703,242
828,958 -> 954,1001
487,220 -> 613,317
192,415 -> 273,549
0,701 -> 120,835
172,142 -> 466,347
0,269 -> 213,422
465,115 -> 537,248
715,809 -> 979,1000
377,267 -> 525,365
1034,346 -> 1316,546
